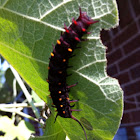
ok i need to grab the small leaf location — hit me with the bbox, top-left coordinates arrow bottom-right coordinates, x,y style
30,115 -> 66,140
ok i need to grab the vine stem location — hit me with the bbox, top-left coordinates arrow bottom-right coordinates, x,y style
0,107 -> 44,124
0,102 -> 44,108
9,65 -> 44,126
12,78 -> 17,123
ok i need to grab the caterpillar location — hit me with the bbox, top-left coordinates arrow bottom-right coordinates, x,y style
47,8 -> 98,140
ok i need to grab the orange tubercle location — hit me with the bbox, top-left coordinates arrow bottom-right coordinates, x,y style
58,71 -> 62,74
68,48 -> 72,52
51,52 -> 54,57
57,40 -> 61,45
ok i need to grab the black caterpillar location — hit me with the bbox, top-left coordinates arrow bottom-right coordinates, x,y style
47,8 -> 98,140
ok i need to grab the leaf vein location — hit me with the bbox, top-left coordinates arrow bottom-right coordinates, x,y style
40,0 -> 72,20
1,7 -> 64,31
0,42 -> 48,64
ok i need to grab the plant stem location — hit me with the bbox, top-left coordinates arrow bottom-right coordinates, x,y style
0,102 -> 44,108
10,66 -> 41,119
0,107 -> 44,124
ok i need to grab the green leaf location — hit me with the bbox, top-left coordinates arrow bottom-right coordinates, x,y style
30,115 -> 66,140
32,90 -> 44,103
0,0 -> 123,140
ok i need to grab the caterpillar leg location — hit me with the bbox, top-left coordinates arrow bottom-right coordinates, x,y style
69,99 -> 79,103
70,109 -> 82,112
67,82 -> 78,89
